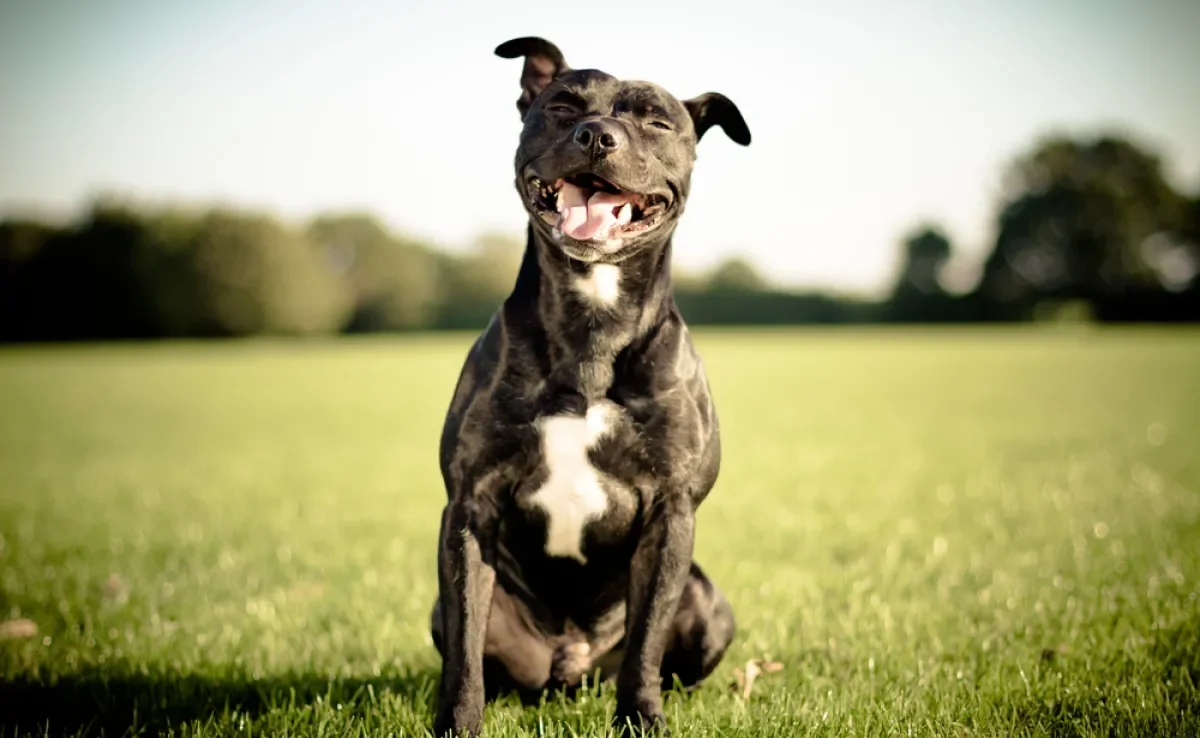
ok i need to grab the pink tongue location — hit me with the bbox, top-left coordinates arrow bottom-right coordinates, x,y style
557,182 -> 635,241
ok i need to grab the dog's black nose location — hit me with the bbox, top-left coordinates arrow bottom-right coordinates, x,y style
573,120 -> 624,157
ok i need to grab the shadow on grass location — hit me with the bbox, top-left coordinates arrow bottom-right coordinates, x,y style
0,667 -> 441,736
0,664 -> 648,736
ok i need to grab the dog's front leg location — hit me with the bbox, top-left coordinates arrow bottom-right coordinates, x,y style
433,498 -> 497,737
615,493 -> 695,735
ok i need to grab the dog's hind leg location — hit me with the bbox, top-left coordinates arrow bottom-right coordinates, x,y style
657,561 -> 736,691
431,583 -> 556,701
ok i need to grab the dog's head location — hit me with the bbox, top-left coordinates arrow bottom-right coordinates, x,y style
496,37 -> 751,263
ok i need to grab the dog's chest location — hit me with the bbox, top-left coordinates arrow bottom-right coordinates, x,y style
521,400 -> 635,564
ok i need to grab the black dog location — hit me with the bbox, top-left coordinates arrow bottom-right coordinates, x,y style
430,37 -> 751,736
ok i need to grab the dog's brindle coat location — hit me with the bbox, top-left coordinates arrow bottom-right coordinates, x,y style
430,37 -> 751,736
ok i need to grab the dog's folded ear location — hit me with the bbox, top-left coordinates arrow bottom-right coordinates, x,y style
683,93 -> 752,146
495,37 -> 570,118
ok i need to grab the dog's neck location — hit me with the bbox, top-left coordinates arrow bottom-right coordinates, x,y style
506,225 -> 675,401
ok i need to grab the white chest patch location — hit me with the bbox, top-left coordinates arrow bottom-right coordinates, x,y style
529,403 -> 614,564
573,264 -> 621,307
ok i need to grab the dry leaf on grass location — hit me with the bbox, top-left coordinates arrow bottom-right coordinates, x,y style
102,573 -> 130,605
731,657 -> 785,700
0,618 -> 38,640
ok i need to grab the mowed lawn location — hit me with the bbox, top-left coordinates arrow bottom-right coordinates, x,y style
1,329 -> 1198,737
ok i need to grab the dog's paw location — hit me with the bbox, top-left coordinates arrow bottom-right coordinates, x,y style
551,641 -> 592,686
432,705 -> 483,738
612,701 -> 668,736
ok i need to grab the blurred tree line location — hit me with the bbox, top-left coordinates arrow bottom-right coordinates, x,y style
2,131 -> 1198,342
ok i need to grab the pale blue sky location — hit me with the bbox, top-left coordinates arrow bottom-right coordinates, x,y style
2,0 -> 1198,295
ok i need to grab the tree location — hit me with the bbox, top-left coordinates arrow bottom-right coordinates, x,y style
22,201 -> 171,340
190,210 -> 352,336
0,219 -> 58,341
432,231 -> 525,329
308,213 -> 440,332
976,133 -> 1188,317
893,225 -> 951,294
704,256 -> 769,292
885,224 -> 959,322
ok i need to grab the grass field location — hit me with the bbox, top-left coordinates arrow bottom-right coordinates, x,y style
1,328 -> 1198,737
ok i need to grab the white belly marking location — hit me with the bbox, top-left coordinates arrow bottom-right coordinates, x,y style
530,403 -> 614,564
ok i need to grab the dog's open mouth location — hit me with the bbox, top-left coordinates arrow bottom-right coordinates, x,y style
528,173 -> 669,243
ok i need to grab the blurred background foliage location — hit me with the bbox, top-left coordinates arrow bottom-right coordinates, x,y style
2,131 -> 1198,342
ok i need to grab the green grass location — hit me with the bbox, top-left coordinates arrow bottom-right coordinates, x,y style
1,328 -> 1198,737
